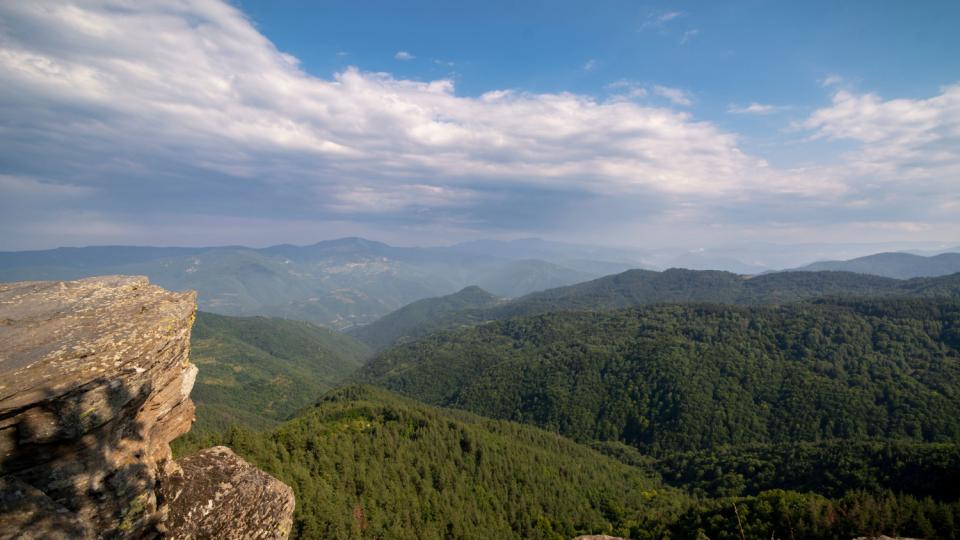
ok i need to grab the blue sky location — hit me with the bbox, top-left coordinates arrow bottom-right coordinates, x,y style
1,0 -> 958,250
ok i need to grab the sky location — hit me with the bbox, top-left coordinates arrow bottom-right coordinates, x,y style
0,0 -> 959,251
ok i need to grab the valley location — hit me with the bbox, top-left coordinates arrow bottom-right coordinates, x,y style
160,252 -> 960,539
4,239 -> 956,332
6,2 -> 959,537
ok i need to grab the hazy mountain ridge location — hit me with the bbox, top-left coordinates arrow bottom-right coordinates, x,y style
468,259 -> 593,297
795,251 -> 960,278
0,238 -> 628,329
352,268 -> 960,348
4,239 -> 958,332
348,286 -> 505,350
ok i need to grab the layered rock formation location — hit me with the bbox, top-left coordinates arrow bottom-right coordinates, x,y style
160,446 -> 294,539
0,276 -> 294,539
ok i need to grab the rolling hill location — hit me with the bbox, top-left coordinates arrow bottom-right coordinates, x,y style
175,385 -> 960,540
471,259 -> 596,298
796,251 -> 960,278
359,297 -> 960,454
491,268 -> 957,318
350,268 -> 960,348
189,311 -> 371,432
175,385 -> 675,539
348,286 -> 504,350
0,238 -> 627,329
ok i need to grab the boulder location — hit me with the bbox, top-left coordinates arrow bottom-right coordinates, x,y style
159,446 -> 294,539
0,276 -> 294,539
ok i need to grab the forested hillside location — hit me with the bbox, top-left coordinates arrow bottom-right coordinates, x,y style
471,259 -> 596,298
351,269 -> 960,348
189,312 -> 371,431
359,297 -> 960,454
492,269 -> 907,318
175,385 -> 960,540
348,286 -> 503,350
179,281 -> 960,539
651,439 -> 960,499
175,385 -> 677,539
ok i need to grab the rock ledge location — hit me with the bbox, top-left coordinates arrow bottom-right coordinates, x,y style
0,276 -> 294,539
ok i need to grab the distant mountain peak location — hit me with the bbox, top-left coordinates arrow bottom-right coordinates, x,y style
311,237 -> 390,249
795,251 -> 960,279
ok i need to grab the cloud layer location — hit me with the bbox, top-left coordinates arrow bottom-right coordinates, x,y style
0,0 -> 957,249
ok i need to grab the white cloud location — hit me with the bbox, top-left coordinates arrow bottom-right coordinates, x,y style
653,85 -> 693,106
583,59 -> 598,72
821,74 -> 844,87
0,0 -> 956,247
801,85 -> 960,186
680,29 -> 699,44
605,80 -> 647,99
0,0 -> 779,204
643,11 -> 684,29
659,11 -> 683,23
394,50 -> 415,61
727,102 -> 786,115
330,184 -> 476,213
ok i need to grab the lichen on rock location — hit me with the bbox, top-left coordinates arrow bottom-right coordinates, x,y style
159,446 -> 295,539
0,276 -> 295,539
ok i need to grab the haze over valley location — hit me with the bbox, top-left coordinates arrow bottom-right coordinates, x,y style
3,237 -> 958,330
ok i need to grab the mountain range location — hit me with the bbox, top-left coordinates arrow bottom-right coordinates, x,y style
2,238 -> 956,330
0,238 -> 644,329
347,286 -> 505,351
358,297 -> 960,454
144,253 -> 960,539
350,268 -> 960,350
795,251 -> 960,278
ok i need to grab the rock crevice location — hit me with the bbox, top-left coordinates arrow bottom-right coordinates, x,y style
0,276 -> 294,539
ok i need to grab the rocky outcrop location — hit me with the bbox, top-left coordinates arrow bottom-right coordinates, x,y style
0,276 -> 294,539
160,446 -> 294,539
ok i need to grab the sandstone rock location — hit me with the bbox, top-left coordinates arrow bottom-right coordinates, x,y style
0,276 -> 196,537
0,476 -> 95,540
0,276 -> 294,539
160,446 -> 295,539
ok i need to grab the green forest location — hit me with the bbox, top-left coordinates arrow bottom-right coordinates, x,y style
359,297 -> 960,453
188,311 -> 371,432
176,386 -> 960,539
348,286 -> 503,351
175,275 -> 960,539
350,268 -> 960,350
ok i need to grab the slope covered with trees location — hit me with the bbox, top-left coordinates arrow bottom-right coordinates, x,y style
175,385 -> 678,539
353,269 -> 960,348
491,269 -> 907,318
472,259 -> 596,298
175,385 -> 960,540
348,286 -> 503,350
189,311 -> 371,431
651,439 -> 960,499
359,297 -> 960,454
